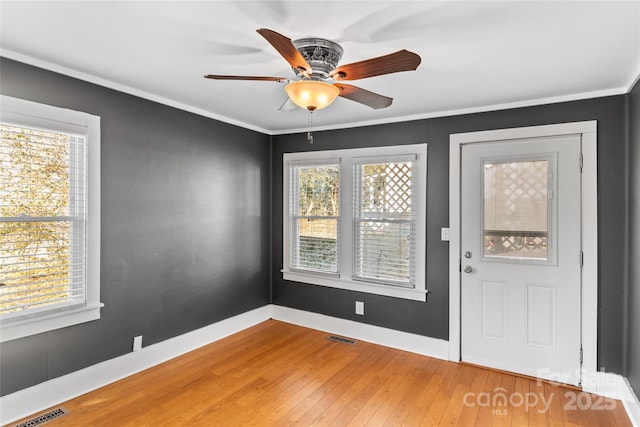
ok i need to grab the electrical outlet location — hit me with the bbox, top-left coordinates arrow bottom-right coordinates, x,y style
441,227 -> 450,241
355,301 -> 364,315
133,335 -> 143,352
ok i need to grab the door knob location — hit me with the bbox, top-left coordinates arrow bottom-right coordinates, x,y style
463,265 -> 473,274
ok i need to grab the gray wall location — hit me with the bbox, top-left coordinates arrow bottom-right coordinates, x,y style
0,58 -> 271,396
272,96 -> 628,373
1,55 -> 634,397
628,79 -> 640,394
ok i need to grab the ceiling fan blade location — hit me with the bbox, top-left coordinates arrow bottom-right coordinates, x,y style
256,28 -> 311,77
330,49 -> 421,81
278,97 -> 298,112
204,75 -> 289,82
334,84 -> 393,109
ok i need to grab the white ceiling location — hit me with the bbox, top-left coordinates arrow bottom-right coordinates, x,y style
1,1 -> 639,135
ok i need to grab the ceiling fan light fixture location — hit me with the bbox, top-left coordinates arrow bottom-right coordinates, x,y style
285,80 -> 340,111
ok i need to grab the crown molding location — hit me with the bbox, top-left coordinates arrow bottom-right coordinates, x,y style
1,49 -> 633,136
0,49 -> 272,135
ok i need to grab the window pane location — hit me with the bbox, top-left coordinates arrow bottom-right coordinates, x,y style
360,162 -> 412,219
297,166 -> 339,217
0,125 -> 70,217
354,160 -> 415,286
356,220 -> 411,281
0,221 -> 71,314
294,218 -> 338,273
483,160 -> 549,260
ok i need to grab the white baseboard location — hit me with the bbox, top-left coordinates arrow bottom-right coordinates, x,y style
621,378 -> 640,427
582,371 -> 640,427
0,304 -> 448,425
275,306 -> 639,426
0,305 -> 272,426
3,304 -> 638,427
270,305 -> 450,360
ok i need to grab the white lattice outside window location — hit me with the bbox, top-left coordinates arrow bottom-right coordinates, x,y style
354,159 -> 416,286
483,157 -> 556,263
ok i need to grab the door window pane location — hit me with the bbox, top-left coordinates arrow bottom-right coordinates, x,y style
483,160 -> 550,260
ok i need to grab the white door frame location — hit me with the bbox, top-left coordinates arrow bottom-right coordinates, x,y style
449,121 -> 598,380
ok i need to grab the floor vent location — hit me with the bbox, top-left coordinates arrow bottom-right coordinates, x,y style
15,407 -> 68,427
327,335 -> 357,345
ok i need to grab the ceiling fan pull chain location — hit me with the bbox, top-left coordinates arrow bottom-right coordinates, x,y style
307,111 -> 314,144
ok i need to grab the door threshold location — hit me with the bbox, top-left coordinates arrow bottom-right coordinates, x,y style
460,361 -> 583,391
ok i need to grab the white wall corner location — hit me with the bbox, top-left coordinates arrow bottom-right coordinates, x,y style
582,371 -> 640,426
4,303 -> 636,425
622,379 -> 640,427
0,304 -> 449,425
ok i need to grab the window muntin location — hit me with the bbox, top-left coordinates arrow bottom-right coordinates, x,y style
0,95 -> 101,342
290,163 -> 340,274
353,159 -> 416,286
283,144 -> 427,302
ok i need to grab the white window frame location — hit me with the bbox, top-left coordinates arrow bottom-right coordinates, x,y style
0,95 -> 102,342
283,144 -> 427,301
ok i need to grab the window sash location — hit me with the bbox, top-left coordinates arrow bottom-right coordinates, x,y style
352,158 -> 417,287
289,162 -> 341,274
0,123 -> 88,321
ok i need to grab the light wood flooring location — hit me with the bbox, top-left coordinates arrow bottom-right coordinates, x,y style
11,320 -> 632,426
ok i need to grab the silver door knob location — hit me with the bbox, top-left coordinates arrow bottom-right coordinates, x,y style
463,265 -> 473,274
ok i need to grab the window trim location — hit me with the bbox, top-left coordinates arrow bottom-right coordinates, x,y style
0,95 -> 102,342
283,144 -> 427,301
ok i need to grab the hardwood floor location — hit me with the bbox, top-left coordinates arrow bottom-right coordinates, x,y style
11,320 -> 631,426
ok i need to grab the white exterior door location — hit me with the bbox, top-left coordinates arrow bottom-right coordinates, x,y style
461,134 -> 582,386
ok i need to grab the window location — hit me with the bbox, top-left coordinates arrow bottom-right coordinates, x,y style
283,144 -> 427,301
0,95 -> 101,342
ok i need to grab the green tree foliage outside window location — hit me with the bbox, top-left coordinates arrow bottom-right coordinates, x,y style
298,166 -> 339,217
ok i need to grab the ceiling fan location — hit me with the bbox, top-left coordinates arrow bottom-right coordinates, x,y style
204,28 -> 421,112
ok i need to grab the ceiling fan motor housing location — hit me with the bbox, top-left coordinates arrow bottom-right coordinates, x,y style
292,38 -> 344,80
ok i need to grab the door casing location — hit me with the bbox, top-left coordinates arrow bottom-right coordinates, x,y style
448,121 -> 598,380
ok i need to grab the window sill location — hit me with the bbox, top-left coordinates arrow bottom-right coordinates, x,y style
283,271 -> 427,302
0,303 -> 104,343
